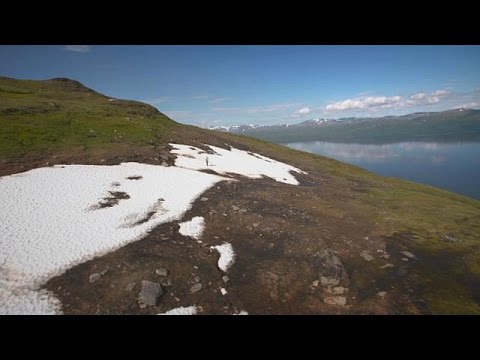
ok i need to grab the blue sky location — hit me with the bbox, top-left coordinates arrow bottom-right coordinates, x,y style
1,45 -> 479,127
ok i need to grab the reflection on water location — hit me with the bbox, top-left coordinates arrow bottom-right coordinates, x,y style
286,141 -> 480,200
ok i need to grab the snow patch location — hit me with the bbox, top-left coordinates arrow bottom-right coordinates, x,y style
220,288 -> 227,295
234,310 -> 248,315
211,243 -> 235,272
0,163 -> 227,314
158,306 -> 198,315
179,216 -> 205,240
170,143 -> 306,185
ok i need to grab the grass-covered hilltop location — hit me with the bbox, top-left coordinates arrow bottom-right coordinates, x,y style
1,76 -> 480,315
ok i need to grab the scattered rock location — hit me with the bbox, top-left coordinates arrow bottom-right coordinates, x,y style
222,275 -> 230,283
360,250 -> 374,262
401,257 -> 409,262
89,273 -> 102,283
443,234 -> 458,243
138,281 -> 163,307
380,263 -> 395,269
324,296 -> 347,306
400,250 -> 415,259
155,268 -> 169,277
200,197 -> 209,202
231,205 -> 240,211
331,286 -> 347,295
320,276 -> 340,287
252,223 -> 259,228
162,278 -> 173,286
312,280 -> 320,287
220,288 -> 227,296
377,291 -> 387,298
191,283 -> 203,293
239,208 -> 248,213
316,249 -> 347,286
266,271 -> 280,282
194,276 -> 200,283
125,282 -> 136,292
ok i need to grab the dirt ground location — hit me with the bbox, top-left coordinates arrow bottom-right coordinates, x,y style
40,163 -> 421,315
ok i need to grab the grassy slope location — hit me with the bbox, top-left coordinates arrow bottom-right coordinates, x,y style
1,76 -> 480,314
0,76 -> 175,158
235,110 -> 480,144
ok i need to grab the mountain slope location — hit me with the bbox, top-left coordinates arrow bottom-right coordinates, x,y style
1,77 -> 480,314
223,110 -> 480,144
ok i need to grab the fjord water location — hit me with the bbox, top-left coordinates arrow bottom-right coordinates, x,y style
286,141 -> 480,200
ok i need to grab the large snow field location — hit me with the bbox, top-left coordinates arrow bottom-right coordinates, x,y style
170,144 -> 306,185
0,163 -> 226,314
0,144 -> 305,314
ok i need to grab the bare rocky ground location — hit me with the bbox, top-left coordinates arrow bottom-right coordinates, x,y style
3,132 -> 477,315
40,161 -> 424,315
3,77 -> 479,314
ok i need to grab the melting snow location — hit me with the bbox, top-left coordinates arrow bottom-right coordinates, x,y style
178,216 -> 205,240
158,306 -> 198,315
170,143 -> 306,185
0,143 -> 305,314
211,243 -> 235,272
0,163 -> 226,314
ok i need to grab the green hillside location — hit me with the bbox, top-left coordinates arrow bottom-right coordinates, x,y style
0,76 -> 175,157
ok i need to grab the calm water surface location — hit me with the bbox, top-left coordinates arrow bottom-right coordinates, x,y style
285,141 -> 480,200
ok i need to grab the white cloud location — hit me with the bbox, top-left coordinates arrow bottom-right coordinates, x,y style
192,95 -> 211,100
326,96 -> 403,111
326,89 -> 452,113
410,92 -> 427,100
294,107 -> 311,117
456,101 -> 480,109
432,89 -> 449,97
64,45 -> 91,53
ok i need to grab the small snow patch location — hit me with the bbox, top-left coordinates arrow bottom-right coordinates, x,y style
211,243 -> 235,272
158,306 -> 198,315
234,310 -> 248,315
179,216 -> 205,240
220,288 -> 227,295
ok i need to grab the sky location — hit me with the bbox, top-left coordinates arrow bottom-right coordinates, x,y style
1,45 -> 480,127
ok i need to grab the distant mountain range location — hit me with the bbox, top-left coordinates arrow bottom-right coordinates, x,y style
211,108 -> 480,144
